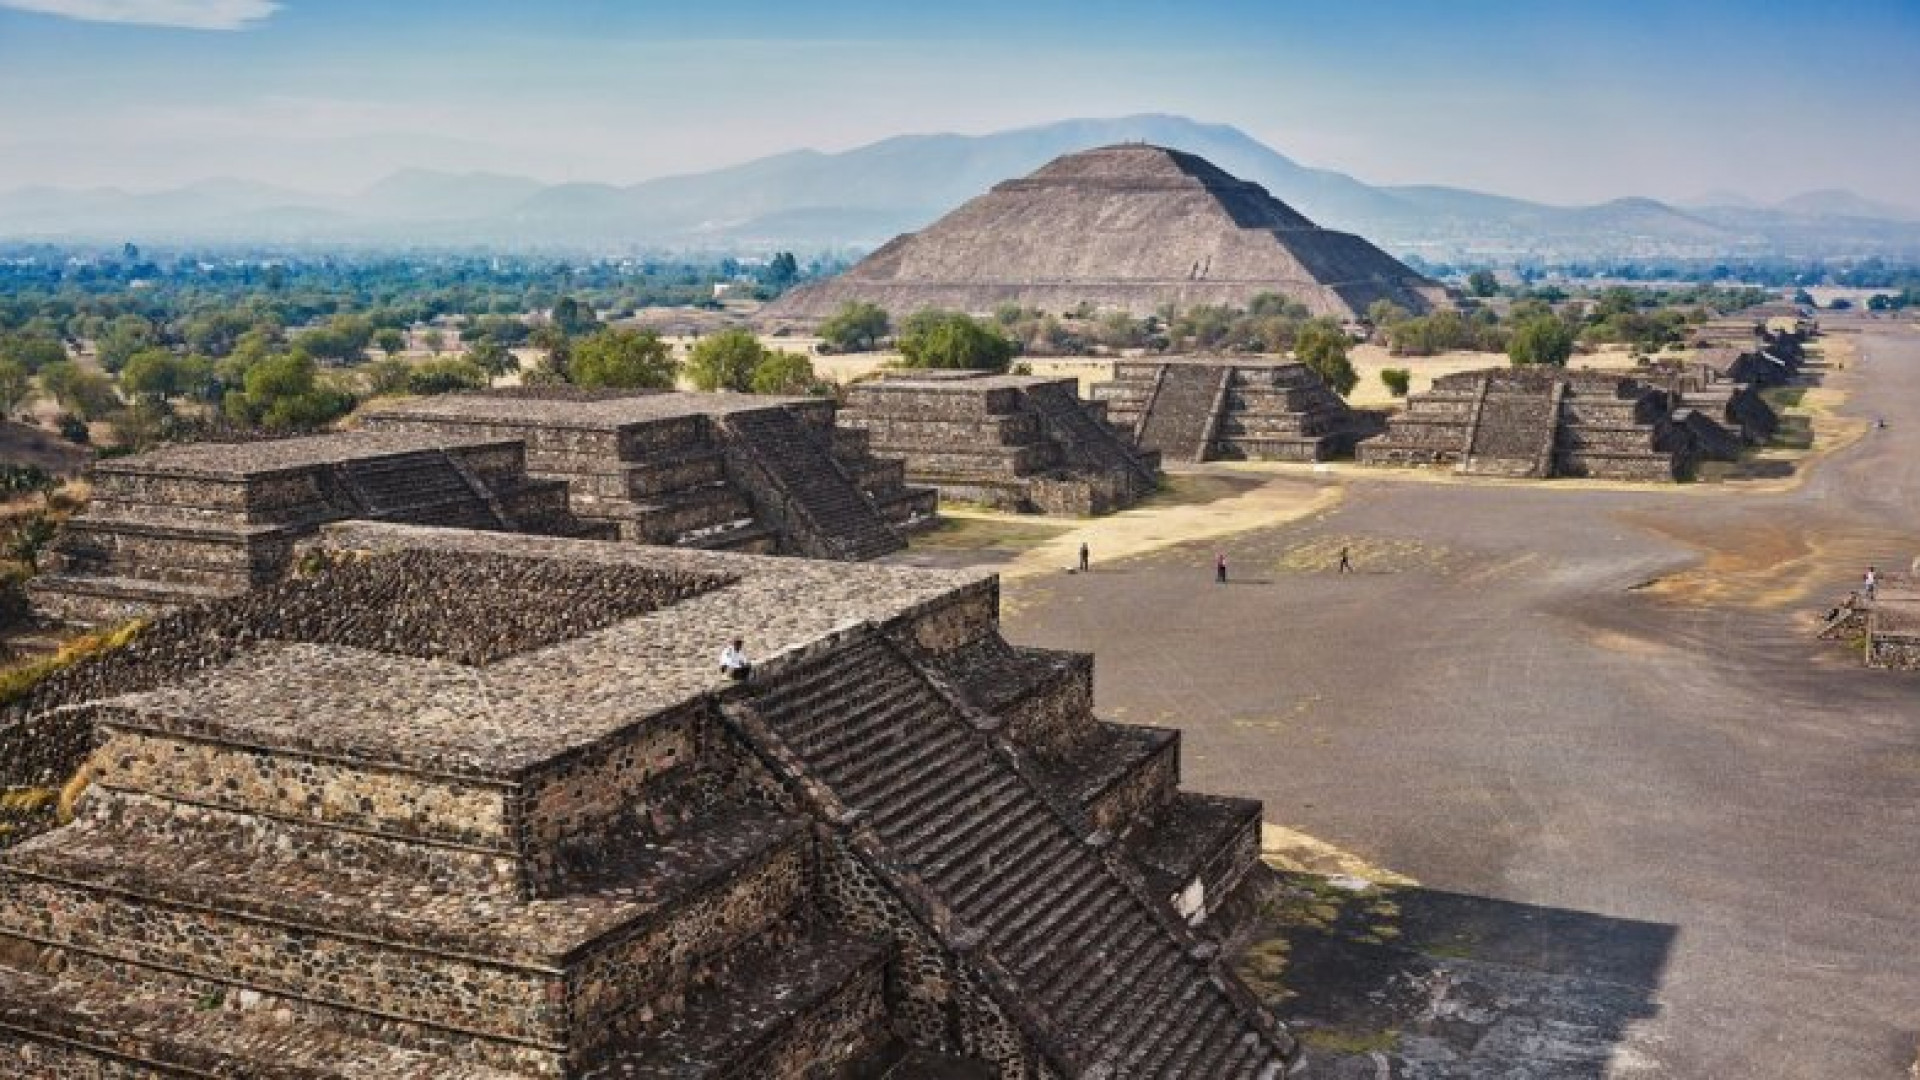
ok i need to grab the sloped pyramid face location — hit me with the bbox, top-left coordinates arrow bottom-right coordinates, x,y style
765,143 -> 1450,321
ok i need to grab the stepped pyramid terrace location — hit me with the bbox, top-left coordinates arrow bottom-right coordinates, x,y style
0,523 -> 1293,1077
762,143 -> 1450,323
1357,368 -> 1713,481
26,430 -> 585,625
1090,358 -> 1374,463
839,371 -> 1162,515
362,389 -> 937,562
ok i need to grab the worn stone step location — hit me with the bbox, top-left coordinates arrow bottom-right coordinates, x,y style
0,808 -> 811,1066
0,965 -> 521,1080
1121,791 -> 1263,920
585,927 -> 890,1080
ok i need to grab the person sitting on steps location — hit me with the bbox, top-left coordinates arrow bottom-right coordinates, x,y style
719,638 -> 752,681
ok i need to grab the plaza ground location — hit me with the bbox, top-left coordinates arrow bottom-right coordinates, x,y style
898,315 -> 1920,1077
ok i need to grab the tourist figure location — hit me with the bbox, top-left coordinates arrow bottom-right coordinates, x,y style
1215,552 -> 1228,585
719,638 -> 752,681
1079,542 -> 1090,573
1337,546 -> 1353,574
1864,566 -> 1878,602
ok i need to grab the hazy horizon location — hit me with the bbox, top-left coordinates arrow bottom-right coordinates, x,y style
2,0 -> 1918,211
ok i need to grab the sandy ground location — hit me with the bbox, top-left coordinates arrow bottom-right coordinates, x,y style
909,318 -> 1920,1078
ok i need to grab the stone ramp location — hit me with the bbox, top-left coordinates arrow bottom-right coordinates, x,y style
733,629 -> 1290,1077
719,407 -> 904,561
339,451 -> 507,531
1137,363 -> 1225,463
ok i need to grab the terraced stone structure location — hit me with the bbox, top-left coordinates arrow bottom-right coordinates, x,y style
839,371 -> 1161,515
27,431 -> 581,625
763,143 -> 1449,323
1820,571 -> 1920,671
364,389 -> 936,561
1091,358 -> 1370,463
0,523 -> 1293,1077
1358,368 -> 1705,480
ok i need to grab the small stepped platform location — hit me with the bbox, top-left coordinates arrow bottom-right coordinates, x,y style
1093,358 -> 1364,463
842,372 -> 1157,517
365,390 -> 927,561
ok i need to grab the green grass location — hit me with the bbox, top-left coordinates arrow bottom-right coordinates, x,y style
1299,1026 -> 1402,1055
910,515 -> 1071,552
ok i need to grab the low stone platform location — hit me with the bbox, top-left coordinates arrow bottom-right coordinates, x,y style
1091,358 -> 1370,464
1820,572 -> 1920,670
840,372 -> 1160,515
0,522 -> 1292,1077
27,431 -> 583,624
1358,368 -> 1706,481
364,389 -> 937,559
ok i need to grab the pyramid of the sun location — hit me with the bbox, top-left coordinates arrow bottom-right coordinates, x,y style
764,143 -> 1450,322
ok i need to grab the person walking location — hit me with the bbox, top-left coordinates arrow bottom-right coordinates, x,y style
1078,542 -> 1090,573
1215,551 -> 1228,585
1337,546 -> 1353,574
1864,566 -> 1878,602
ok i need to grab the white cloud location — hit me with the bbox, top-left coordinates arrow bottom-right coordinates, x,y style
0,0 -> 280,30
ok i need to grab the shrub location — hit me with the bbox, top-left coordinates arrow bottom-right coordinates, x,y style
896,311 -> 1015,372
1380,368 -> 1411,397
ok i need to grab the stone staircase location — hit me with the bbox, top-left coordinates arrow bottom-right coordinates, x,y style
1136,363 -> 1223,463
733,631 -> 1291,1078
340,452 -> 508,531
1024,380 -> 1160,496
720,407 -> 905,561
1461,388 -> 1559,478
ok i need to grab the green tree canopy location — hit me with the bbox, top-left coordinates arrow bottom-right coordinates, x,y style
0,359 -> 32,419
1293,319 -> 1358,396
1380,367 -> 1412,398
685,329 -> 767,392
1467,269 -> 1499,298
373,327 -> 406,357
465,339 -> 517,379
121,349 -> 215,402
407,358 -> 490,396
818,301 -> 890,352
569,328 -> 678,390
1507,314 -> 1578,367
749,350 -> 817,396
39,361 -> 121,420
223,351 -> 353,431
896,311 -> 1016,372
0,332 -> 68,373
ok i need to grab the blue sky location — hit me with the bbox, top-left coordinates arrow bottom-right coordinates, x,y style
2,0 -> 1917,207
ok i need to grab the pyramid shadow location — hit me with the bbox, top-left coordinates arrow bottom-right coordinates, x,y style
1235,871 -> 1674,1078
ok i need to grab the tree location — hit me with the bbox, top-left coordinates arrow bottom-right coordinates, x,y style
896,311 -> 1016,372
364,359 -> 414,397
0,359 -> 32,419
374,328 -> 406,357
760,252 -> 799,293
0,332 -> 67,373
223,352 -> 353,431
39,361 -> 120,419
465,339 -> 517,379
95,314 -> 155,372
1293,319 -> 1358,396
1507,314 -> 1578,366
121,349 -> 215,403
1467,269 -> 1499,298
407,358 -> 490,396
569,328 -> 678,390
1380,368 -> 1412,398
685,329 -> 767,392
550,296 -> 599,337
750,351 -> 817,396
818,301 -> 890,352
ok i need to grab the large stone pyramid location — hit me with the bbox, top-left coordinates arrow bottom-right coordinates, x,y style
765,143 -> 1450,322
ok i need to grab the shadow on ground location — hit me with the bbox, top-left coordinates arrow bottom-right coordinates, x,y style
1230,869 -> 1674,1078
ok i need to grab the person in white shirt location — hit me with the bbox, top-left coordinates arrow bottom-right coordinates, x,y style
1864,566 -> 1878,602
719,638 -> 752,681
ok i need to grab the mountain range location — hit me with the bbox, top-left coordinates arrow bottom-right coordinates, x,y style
4,114 -> 1918,261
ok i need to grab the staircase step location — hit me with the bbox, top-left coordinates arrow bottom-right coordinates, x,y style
0,965 -> 519,1080
587,928 -> 889,1080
